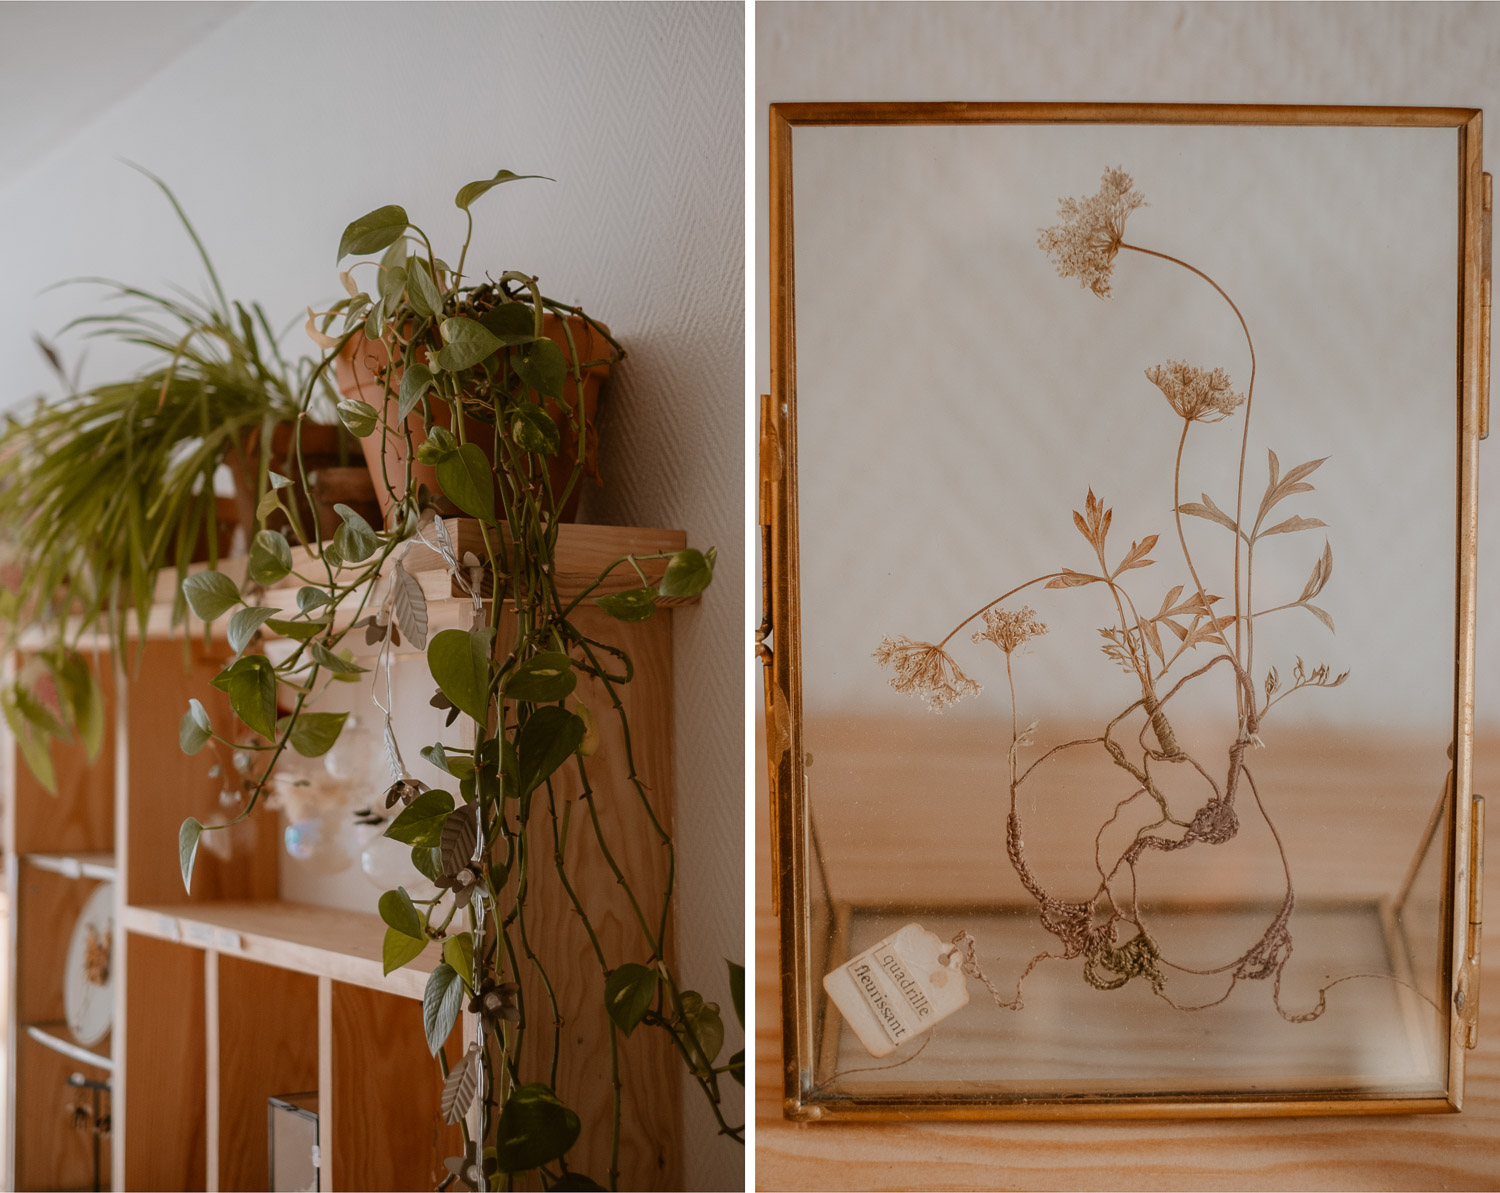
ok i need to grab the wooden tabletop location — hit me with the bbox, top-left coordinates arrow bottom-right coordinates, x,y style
754,726 -> 1500,1191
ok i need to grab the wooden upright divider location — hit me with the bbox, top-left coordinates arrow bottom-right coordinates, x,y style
4,521 -> 692,1191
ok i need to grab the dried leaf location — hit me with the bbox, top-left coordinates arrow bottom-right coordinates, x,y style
1046,569 -> 1104,589
1260,514 -> 1327,538
1186,615 -> 1237,648
1136,614 -> 1165,665
1303,603 -> 1336,633
1178,492 -> 1241,537
1258,451 -> 1328,526
1113,534 -> 1158,576
440,802 -> 479,875
1157,586 -> 1184,618
1297,541 -> 1334,603
441,1044 -> 481,1124
391,561 -> 429,649
304,306 -> 338,350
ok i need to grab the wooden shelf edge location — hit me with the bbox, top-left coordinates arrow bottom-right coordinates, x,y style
23,1022 -> 113,1072
120,900 -> 431,1000
16,521 -> 695,649
22,852 -> 117,882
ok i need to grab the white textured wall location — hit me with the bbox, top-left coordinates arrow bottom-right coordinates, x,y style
756,1 -> 1500,734
0,3 -> 744,1187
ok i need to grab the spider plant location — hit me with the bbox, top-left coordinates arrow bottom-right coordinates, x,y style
0,166 -> 314,790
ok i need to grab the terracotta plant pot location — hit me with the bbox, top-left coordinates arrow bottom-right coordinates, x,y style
336,312 -> 611,525
224,421 -> 380,543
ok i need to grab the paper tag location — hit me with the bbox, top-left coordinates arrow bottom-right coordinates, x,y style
212,928 -> 243,953
822,923 -> 969,1058
155,914 -> 182,942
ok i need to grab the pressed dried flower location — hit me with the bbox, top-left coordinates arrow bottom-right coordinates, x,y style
1144,360 -> 1245,423
873,635 -> 981,711
1037,167 -> 1146,298
971,606 -> 1049,655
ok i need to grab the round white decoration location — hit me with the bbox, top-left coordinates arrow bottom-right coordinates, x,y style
64,882 -> 114,1046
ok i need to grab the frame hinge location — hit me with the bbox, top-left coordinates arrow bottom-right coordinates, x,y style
1461,792 -> 1485,1048
1482,173 -> 1491,440
758,393 -> 787,915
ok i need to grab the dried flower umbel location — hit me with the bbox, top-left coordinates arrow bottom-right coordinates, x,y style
878,164 -> 1365,1024
971,605 -> 1048,655
1145,359 -> 1246,423
1036,166 -> 1147,298
873,635 -> 982,711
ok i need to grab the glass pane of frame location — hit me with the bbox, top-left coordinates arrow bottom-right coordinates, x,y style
767,104 -> 1484,1119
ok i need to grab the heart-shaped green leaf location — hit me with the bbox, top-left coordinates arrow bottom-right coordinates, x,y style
278,710 -> 348,757
309,641 -> 368,675
263,618 -> 326,641
517,707 -> 584,795
592,587 -> 657,622
659,546 -> 716,598
442,935 -> 475,991
213,654 -> 278,740
378,885 -> 424,938
604,963 -> 658,1037
179,816 -> 204,892
435,442 -> 496,521
513,336 -> 566,399
385,789 -> 456,847
248,531 -> 293,586
434,316 -> 502,372
338,204 -> 409,261
382,926 -> 427,975
428,627 -> 495,723
337,397 -> 379,438
511,402 -> 559,455
227,605 -> 280,655
398,362 -> 435,423
179,699 -> 212,754
495,1084 -> 580,1173
406,259 -> 443,318
478,302 -> 540,345
296,587 -> 333,614
183,570 -> 242,621
332,503 -> 378,563
505,651 -> 575,703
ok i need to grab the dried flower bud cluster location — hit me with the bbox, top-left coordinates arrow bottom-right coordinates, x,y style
873,635 -> 981,712
1144,360 -> 1246,423
971,606 -> 1049,655
1036,167 -> 1146,298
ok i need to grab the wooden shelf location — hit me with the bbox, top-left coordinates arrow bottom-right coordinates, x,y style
121,900 -> 436,1000
6,521 -> 688,1189
18,521 -> 696,652
23,1022 -> 113,1072
23,852 -> 116,882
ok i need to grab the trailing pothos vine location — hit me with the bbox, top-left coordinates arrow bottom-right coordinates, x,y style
176,170 -> 743,1190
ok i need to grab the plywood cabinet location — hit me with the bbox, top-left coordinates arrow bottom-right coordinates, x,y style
4,522 -> 687,1190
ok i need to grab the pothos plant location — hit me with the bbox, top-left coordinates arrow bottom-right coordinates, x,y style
175,170 -> 742,1190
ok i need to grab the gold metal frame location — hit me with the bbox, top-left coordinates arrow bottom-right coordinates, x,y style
760,102 -> 1488,1121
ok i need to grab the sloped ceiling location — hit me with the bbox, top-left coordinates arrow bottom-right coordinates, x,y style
0,1 -> 248,197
